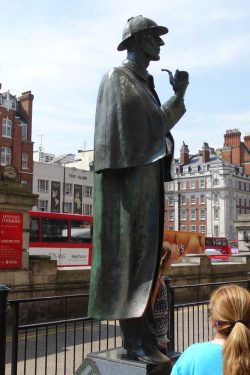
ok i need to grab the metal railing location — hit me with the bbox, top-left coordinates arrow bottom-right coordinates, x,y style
167,277 -> 250,352
1,276 -> 249,375
5,294 -> 121,375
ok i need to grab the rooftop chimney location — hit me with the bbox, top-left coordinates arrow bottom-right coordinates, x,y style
180,142 -> 189,165
202,142 -> 210,163
244,133 -> 250,149
224,128 -> 241,147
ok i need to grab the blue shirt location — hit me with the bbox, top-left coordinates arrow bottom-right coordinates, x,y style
171,342 -> 223,375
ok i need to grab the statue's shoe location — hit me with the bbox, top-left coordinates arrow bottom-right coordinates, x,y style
126,346 -> 171,365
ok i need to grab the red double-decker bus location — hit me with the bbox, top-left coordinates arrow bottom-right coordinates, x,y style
205,237 -> 231,261
28,211 -> 93,268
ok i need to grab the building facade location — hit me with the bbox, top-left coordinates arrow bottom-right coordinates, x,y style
0,87 -> 34,190
221,129 -> 250,175
33,152 -> 93,215
164,130 -> 250,240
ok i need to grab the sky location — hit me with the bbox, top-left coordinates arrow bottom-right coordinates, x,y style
0,0 -> 250,158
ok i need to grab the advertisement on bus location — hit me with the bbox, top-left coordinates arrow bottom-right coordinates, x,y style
0,211 -> 23,269
163,230 -> 205,262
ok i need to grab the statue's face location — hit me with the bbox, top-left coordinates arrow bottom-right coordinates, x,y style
140,30 -> 165,61
3,165 -> 18,181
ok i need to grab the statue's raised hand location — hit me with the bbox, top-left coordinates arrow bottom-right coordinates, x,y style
162,69 -> 189,98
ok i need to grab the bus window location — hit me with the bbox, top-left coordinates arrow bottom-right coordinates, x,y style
205,238 -> 213,246
42,218 -> 68,242
221,238 -> 228,246
215,238 -> 221,246
70,220 -> 92,243
30,218 -> 40,242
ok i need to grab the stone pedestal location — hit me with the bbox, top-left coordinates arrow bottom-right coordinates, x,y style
75,348 -> 180,375
0,180 -> 38,270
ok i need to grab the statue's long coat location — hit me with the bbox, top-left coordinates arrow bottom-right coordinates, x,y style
88,61 -> 186,320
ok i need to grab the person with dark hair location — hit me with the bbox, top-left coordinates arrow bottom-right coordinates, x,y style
88,15 -> 189,365
171,284 -> 250,375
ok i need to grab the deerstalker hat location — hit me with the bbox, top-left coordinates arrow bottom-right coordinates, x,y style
117,15 -> 168,51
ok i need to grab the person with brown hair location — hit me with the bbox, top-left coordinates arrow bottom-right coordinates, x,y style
171,284 -> 250,375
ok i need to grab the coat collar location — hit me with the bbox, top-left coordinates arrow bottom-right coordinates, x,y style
122,59 -> 151,82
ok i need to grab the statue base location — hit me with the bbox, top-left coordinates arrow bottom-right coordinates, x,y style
75,347 -> 180,375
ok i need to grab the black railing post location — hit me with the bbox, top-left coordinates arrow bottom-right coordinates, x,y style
11,301 -> 19,375
164,276 -> 175,352
0,285 -> 10,375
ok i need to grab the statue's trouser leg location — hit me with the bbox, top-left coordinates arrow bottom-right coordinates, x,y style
119,302 -> 158,353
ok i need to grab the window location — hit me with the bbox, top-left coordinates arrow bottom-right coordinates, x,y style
200,179 -> 205,188
11,100 -> 16,110
180,209 -> 187,220
180,181 -> 186,190
214,207 -> 219,220
83,204 -> 92,215
30,218 -> 39,242
181,195 -> 186,205
64,183 -> 73,195
214,194 -> 219,204
37,199 -> 48,211
2,118 -> 12,138
63,202 -> 72,213
200,208 -> 206,220
180,225 -> 187,231
193,166 -> 199,172
190,225 -> 196,232
200,195 -> 205,204
190,195 -> 196,205
168,182 -> 174,191
1,147 -> 11,165
0,96 -> 2,105
168,196 -> 174,206
38,179 -> 49,192
21,153 -> 28,169
45,155 -> 54,163
21,123 -> 28,141
199,225 -> 206,234
42,218 -> 68,242
83,185 -> 92,197
168,210 -> 174,221
190,180 -> 195,189
214,225 -> 219,237
190,209 -> 196,221
70,220 -> 92,243
213,178 -> 219,186
168,226 -> 174,230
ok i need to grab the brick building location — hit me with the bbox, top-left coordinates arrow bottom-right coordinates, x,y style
164,129 -> 250,240
0,86 -> 34,190
221,128 -> 250,175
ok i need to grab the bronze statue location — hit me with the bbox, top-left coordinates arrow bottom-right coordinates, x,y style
88,15 -> 189,365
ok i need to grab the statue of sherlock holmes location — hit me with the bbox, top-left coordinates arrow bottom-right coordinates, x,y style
88,15 -> 189,365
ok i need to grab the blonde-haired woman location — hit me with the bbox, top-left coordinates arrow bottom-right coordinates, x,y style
171,284 -> 250,375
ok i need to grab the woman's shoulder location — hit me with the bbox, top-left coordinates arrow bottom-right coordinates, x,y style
171,342 -> 223,375
182,341 -> 222,354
